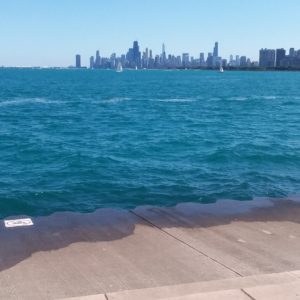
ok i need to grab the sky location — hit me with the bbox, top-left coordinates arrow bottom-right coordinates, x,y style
0,0 -> 299,67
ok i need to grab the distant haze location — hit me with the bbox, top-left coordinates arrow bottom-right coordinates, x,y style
0,0 -> 299,67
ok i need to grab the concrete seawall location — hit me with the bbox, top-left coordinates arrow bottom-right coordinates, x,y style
1,197 -> 300,299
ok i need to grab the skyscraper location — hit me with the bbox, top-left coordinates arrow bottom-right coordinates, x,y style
212,42 -> 220,67
182,53 -> 190,67
236,55 -> 240,67
276,49 -> 286,67
132,41 -> 141,68
90,56 -> 94,69
259,49 -> 276,68
207,53 -> 213,67
213,42 -> 218,57
95,50 -> 101,68
199,53 -> 205,66
75,54 -> 81,68
240,56 -> 247,67
161,43 -> 166,65
289,48 -> 295,57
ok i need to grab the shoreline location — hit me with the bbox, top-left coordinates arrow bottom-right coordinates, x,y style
2,195 -> 300,222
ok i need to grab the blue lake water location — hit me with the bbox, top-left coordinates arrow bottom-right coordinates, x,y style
0,69 -> 300,218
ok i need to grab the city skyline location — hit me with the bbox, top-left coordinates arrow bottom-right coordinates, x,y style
76,41 -> 255,69
72,41 -> 300,70
0,0 -> 300,67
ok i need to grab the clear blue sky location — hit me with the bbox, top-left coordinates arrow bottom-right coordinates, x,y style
0,0 -> 299,67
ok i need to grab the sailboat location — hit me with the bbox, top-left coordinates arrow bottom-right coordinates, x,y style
219,65 -> 224,73
116,62 -> 123,73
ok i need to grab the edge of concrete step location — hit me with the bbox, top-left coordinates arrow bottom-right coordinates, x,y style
61,271 -> 300,300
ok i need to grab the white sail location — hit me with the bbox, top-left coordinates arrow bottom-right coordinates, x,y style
116,62 -> 123,72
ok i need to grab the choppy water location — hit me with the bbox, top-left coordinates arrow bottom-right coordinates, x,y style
0,69 -> 300,218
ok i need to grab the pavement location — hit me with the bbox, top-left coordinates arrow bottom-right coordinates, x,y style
0,196 -> 300,299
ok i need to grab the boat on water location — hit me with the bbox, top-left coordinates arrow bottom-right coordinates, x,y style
116,62 -> 123,73
219,65 -> 224,73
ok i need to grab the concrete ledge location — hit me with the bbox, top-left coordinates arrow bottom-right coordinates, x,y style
63,271 -> 300,300
244,281 -> 300,300
164,289 -> 250,300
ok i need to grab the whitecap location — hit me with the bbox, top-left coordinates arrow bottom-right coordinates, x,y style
0,98 -> 60,107
98,97 -> 132,104
153,98 -> 196,103
228,96 -> 248,101
252,95 -> 278,100
208,97 -> 222,101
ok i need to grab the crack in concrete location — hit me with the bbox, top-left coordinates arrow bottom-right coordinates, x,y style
241,288 -> 256,300
130,210 -> 243,277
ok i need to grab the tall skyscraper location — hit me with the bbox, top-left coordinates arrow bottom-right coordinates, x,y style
182,53 -> 190,67
199,53 -> 205,66
161,43 -> 166,65
132,41 -> 141,68
236,55 -> 240,66
240,56 -> 247,67
90,56 -> 94,69
207,53 -> 213,67
276,49 -> 286,67
75,54 -> 81,68
259,49 -> 276,68
162,43 -> 165,55
95,50 -> 101,68
213,42 -> 218,57
212,42 -> 220,67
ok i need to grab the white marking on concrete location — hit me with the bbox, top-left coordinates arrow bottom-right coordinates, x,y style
261,230 -> 272,235
238,239 -> 247,244
4,218 -> 33,228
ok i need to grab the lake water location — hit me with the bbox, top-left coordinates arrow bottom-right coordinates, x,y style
0,69 -> 299,218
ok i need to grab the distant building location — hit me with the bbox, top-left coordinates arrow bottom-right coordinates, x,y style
212,42 -> 219,67
235,55 -> 240,67
182,53 -> 190,67
161,43 -> 166,65
199,52 -> 205,66
95,51 -> 101,68
206,53 -> 213,67
132,41 -> 141,68
259,49 -> 276,68
213,42 -> 218,57
75,54 -> 81,68
240,56 -> 247,67
90,56 -> 94,69
276,49 -> 286,67
289,48 -> 295,57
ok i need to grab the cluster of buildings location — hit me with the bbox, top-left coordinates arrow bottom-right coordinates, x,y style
259,48 -> 300,69
74,41 -> 300,70
75,41 -> 255,70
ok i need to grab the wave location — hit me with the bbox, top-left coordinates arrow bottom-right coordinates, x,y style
252,95 -> 278,100
228,95 -> 280,101
0,98 -> 60,107
96,97 -> 132,104
228,96 -> 249,101
153,98 -> 197,103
